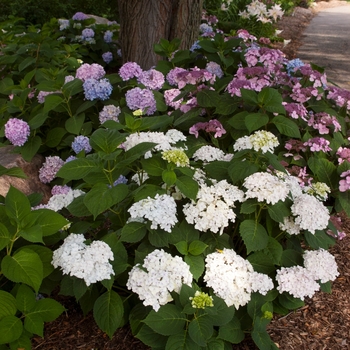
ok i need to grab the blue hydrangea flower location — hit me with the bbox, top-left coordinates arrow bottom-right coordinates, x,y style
72,135 -> 92,154
82,28 -> 95,39
83,78 -> 113,101
104,30 -> 113,43
190,40 -> 201,52
102,52 -> 113,64
108,175 -> 128,188
286,58 -> 305,75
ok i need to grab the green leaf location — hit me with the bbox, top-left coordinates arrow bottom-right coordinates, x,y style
141,157 -> 167,176
5,186 -> 31,223
308,157 -> 338,189
0,291 -> 17,319
43,94 -> 64,113
29,209 -> 69,236
240,199 -> 259,214
239,220 -> 269,254
217,316 -> 245,344
0,165 -> 26,179
262,237 -> 283,265
166,331 -> 202,350
136,324 -> 168,349
84,183 -> 129,219
267,201 -> 291,223
15,284 -> 36,313
56,158 -> 98,180
93,290 -> 123,338
121,222 -> 147,243
19,57 -> 36,72
337,191 -> 350,217
62,78 -> 83,97
148,229 -> 169,247
18,225 -> 43,243
320,281 -> 332,293
20,136 -> 42,162
215,93 -> 239,115
24,312 -> 44,337
304,230 -> 335,250
272,115 -> 301,138
251,327 -> 274,350
188,240 -> 208,256
210,296 -> 235,326
258,87 -> 285,114
0,223 -> 11,250
247,252 -> 275,274
280,249 -> 303,267
144,304 -> 186,336
245,113 -> 269,133
241,89 -> 258,106
65,115 -> 85,135
66,195 -> 91,217
175,241 -> 188,255
162,170 -> 177,186
73,278 -> 88,300
1,248 -> 43,293
90,128 -> 125,153
184,255 -> 204,281
0,316 -> 23,344
30,298 -> 65,322
278,293 -> 304,310
175,176 -> 198,200
228,159 -> 259,184
204,161 -> 230,181
197,89 -> 220,108
45,127 -> 66,147
188,315 -> 213,346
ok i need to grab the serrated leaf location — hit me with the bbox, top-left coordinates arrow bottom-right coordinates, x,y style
30,298 -> 65,322
0,223 -> 11,250
210,296 -> 235,326
24,312 -> 44,337
247,252 -> 275,274
251,328 -> 274,350
15,284 -> 36,313
166,331 -> 202,350
29,209 -> 69,236
262,237 -> 283,265
20,135 -> 42,162
175,241 -> 188,255
5,186 -> 31,223
197,89 -> 220,108
90,128 -> 125,153
278,293 -> 304,310
0,316 -> 23,344
239,220 -> 269,254
176,176 -> 198,200
308,157 -> 338,189
19,57 -> 36,72
144,304 -> 186,336
162,169 -> 177,186
148,228 -> 169,247
245,113 -> 269,133
93,290 -> 123,338
272,115 -> 301,138
304,230 -> 335,250
65,115 -> 85,135
121,222 -> 147,243
258,88 -> 285,114
0,291 -> 17,319
188,316 -> 213,346
43,94 -> 64,113
241,89 -> 258,106
267,201 -> 291,223
136,324 -> 168,348
1,248 -> 43,293
184,255 -> 204,281
188,240 -> 208,256
0,165 -> 27,178
45,127 -> 66,147
280,249 -> 303,267
217,316 -> 245,344
56,158 -> 98,181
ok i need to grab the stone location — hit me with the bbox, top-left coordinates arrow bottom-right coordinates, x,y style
0,146 -> 51,203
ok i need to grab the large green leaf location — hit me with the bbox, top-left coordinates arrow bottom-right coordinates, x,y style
0,223 -> 11,250
247,252 -> 275,274
141,157 -> 167,176
184,254 -> 204,281
89,128 -> 125,153
43,94 -> 64,113
188,315 -> 213,346
20,136 -> 42,162
56,158 -> 99,181
166,331 -> 202,350
1,248 -> 43,293
144,304 -> 186,336
197,89 -> 220,108
0,164 -> 27,179
175,176 -> 198,201
83,183 -> 129,218
0,291 -> 17,320
308,157 -> 338,189
29,298 -> 65,322
65,115 -> 85,135
24,312 -> 44,337
5,186 -> 31,223
239,220 -> 269,254
93,290 -> 124,338
210,296 -> 235,326
121,222 -> 147,243
272,115 -> 300,138
245,113 -> 269,133
45,127 -> 67,147
258,88 -> 285,114
15,284 -> 36,313
217,316 -> 245,344
29,209 -> 69,236
304,230 -> 335,250
0,316 -> 23,344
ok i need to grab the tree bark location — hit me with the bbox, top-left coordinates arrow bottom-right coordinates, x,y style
117,0 -> 203,70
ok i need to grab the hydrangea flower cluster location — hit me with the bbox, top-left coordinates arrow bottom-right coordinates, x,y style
72,135 -> 92,154
128,194 -> 178,232
39,156 -> 65,183
276,249 -> 338,300
4,118 -> 30,146
125,87 -> 156,115
234,130 -> 279,153
83,78 -> 113,101
118,62 -> 143,81
102,52 -> 113,64
304,137 -> 332,152
103,30 -> 113,43
98,105 -> 121,124
189,291 -> 214,309
192,145 -> 233,162
183,180 -> 244,234
336,147 -> 350,164
189,119 -> 226,138
243,172 -> 290,205
304,182 -> 331,201
205,61 -> 224,78
72,12 -> 89,20
162,149 -> 189,167
76,63 -> 106,82
164,89 -> 183,109
137,69 -> 165,90
52,233 -> 115,286
126,249 -> 193,311
307,112 -> 341,134
339,170 -> 350,192
204,249 -> 273,308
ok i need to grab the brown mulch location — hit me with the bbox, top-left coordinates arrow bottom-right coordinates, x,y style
32,2 -> 350,349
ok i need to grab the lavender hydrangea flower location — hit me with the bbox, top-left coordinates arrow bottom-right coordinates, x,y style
4,118 -> 30,146
83,78 -> 113,101
137,69 -> 165,90
99,105 -> 121,124
39,156 -> 65,183
108,175 -> 128,188
104,30 -> 113,43
166,67 -> 187,86
118,62 -> 143,81
102,52 -> 113,64
206,61 -> 224,78
81,28 -> 94,39
72,12 -> 89,20
72,135 -> 92,154
76,63 -> 106,82
125,87 -> 156,115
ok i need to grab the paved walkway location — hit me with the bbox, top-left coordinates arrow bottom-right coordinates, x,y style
297,5 -> 350,90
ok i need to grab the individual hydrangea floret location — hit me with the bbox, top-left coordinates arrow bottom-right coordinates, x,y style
118,62 -> 143,81
52,233 -> 114,286
126,249 -> 193,311
183,180 -> 244,234
4,118 -> 30,146
137,69 -> 165,90
162,149 -> 189,167
83,78 -> 113,101
204,249 -> 273,308
72,135 -> 92,154
276,266 -> 320,300
243,172 -> 290,205
290,193 -> 330,234
102,52 -> 113,64
39,156 -> 65,184
189,291 -> 214,309
193,145 -> 233,162
76,63 -> 106,82
125,87 -> 156,115
128,194 -> 178,232
99,105 -> 121,124
303,249 -> 339,283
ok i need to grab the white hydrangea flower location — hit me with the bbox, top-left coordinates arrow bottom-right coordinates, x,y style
183,180 -> 244,234
291,193 -> 330,234
276,266 -> 320,300
243,172 -> 290,204
128,194 -> 177,232
165,129 -> 187,143
276,172 -> 303,199
304,182 -> 331,201
41,189 -> 84,212
303,249 -> 339,283
131,170 -> 149,185
234,130 -> 279,153
193,145 -> 233,162
126,249 -> 193,311
204,249 -> 273,308
279,216 -> 302,235
52,234 -> 114,286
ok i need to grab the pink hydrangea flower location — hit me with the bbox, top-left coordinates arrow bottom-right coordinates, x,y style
4,118 -> 30,146
118,62 -> 143,81
39,156 -> 65,184
76,63 -> 106,82
189,119 -> 226,138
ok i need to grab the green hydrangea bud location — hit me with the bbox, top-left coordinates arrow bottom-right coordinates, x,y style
189,291 -> 214,309
162,149 -> 189,167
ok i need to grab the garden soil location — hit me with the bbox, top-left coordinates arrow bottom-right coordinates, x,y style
32,2 -> 350,349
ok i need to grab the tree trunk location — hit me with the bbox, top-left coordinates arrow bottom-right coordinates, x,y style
117,0 -> 203,70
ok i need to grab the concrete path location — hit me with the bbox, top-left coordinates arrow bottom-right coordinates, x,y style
297,5 -> 350,90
